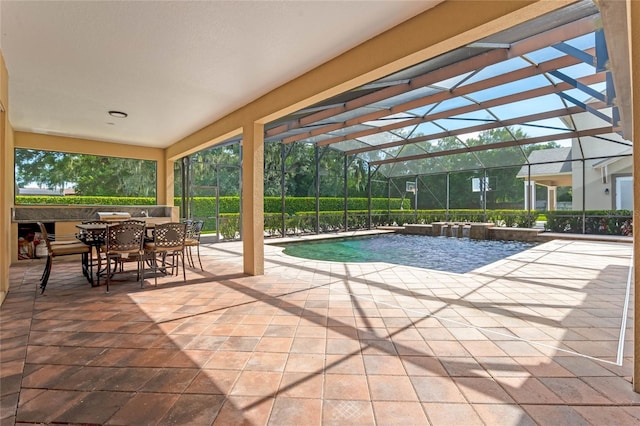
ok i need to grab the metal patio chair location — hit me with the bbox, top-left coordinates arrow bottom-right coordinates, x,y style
77,220 -> 108,286
37,222 -> 91,294
184,220 -> 204,271
144,222 -> 187,286
104,222 -> 146,293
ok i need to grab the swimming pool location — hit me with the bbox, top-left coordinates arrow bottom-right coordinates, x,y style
281,233 -> 537,273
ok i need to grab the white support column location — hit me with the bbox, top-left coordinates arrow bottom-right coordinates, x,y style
524,180 -> 536,210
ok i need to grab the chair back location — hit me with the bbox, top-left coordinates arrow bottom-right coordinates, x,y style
121,219 -> 146,226
79,220 -> 108,244
37,222 -> 53,253
106,223 -> 145,253
153,222 -> 187,249
186,220 -> 204,241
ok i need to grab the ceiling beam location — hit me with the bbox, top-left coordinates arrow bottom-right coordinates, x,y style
283,50 -> 592,145
345,103 -> 603,155
315,73 -> 604,147
308,53 -> 597,146
272,15 -> 597,142
266,48 -> 510,139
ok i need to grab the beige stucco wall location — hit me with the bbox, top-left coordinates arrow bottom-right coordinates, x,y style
1,49 -> 11,303
629,0 -> 640,391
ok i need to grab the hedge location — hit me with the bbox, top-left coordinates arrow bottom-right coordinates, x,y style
17,195 -> 408,214
16,196 -> 156,205
228,209 -> 539,240
545,210 -> 633,236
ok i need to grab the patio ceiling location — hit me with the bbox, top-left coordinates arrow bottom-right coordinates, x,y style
0,0 -> 439,147
256,0 -> 633,178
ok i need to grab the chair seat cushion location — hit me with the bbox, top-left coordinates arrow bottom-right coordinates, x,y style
51,239 -> 85,246
144,242 -> 182,252
184,238 -> 199,246
51,243 -> 91,256
109,249 -> 142,257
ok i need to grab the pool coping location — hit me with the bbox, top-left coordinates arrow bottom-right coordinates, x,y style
264,227 -> 633,245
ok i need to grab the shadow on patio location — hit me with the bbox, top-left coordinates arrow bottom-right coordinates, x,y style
1,236 -> 639,425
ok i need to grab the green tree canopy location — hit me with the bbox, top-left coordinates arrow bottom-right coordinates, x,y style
15,149 -> 157,197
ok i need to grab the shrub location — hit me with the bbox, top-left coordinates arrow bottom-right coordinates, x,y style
219,214 -> 240,240
545,210 -> 632,235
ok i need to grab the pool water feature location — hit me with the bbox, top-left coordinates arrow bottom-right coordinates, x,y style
281,233 -> 537,274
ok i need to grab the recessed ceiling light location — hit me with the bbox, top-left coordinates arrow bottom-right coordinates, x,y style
108,110 -> 128,118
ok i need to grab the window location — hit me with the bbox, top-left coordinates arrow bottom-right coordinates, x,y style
15,149 -> 157,204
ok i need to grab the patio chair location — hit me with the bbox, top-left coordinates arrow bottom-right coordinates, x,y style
37,222 -> 91,294
184,220 -> 204,271
77,220 -> 108,286
121,219 -> 153,243
104,222 -> 146,293
144,222 -> 187,286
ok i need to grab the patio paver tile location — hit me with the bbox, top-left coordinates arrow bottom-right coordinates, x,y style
2,238 -> 636,425
372,401 -> 428,425
423,402 -> 484,426
322,400 -> 375,425
324,374 -> 370,400
268,397 -> 322,426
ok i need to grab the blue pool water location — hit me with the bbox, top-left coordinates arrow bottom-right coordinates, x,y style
281,234 -> 537,273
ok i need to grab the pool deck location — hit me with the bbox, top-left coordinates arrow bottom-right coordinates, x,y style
1,231 -> 638,425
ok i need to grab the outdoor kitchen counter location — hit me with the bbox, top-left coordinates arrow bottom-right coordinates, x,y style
12,205 -> 177,222
10,205 -> 179,263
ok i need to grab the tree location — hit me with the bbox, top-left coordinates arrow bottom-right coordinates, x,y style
186,144 -> 241,197
381,127 -> 562,209
15,149 -> 75,191
15,148 -> 157,197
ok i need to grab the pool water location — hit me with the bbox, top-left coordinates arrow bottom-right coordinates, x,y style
281,233 -> 537,274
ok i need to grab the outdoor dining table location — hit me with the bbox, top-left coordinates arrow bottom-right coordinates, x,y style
75,222 -> 161,286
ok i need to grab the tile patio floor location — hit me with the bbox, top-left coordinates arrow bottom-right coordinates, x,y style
1,233 -> 638,425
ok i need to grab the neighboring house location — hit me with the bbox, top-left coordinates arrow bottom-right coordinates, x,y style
517,147 -> 572,211
517,144 -> 633,211
17,187 -> 76,196
518,105 -> 633,212
587,151 -> 633,210
17,187 -> 64,196
568,109 -> 633,211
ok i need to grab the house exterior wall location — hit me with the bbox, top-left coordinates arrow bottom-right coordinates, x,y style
571,149 -> 633,210
570,114 -> 633,210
